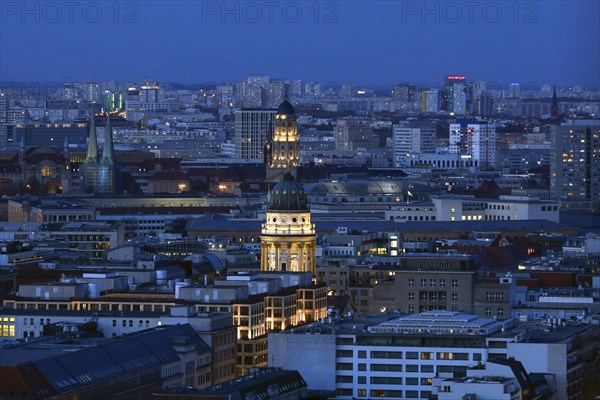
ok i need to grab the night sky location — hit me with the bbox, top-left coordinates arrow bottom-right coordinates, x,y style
1,1 -> 598,87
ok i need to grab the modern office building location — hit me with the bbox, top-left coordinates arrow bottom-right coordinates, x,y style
0,92 -> 8,144
449,119 -> 497,169
443,75 -> 468,115
421,89 -> 440,113
392,121 -> 436,167
551,119 -> 600,211
269,310 -> 504,399
233,108 -> 276,160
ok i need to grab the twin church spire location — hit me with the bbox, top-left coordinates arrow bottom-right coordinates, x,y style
85,110 -> 116,166
83,110 -> 119,194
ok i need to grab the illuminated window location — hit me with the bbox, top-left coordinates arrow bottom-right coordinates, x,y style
41,165 -> 52,176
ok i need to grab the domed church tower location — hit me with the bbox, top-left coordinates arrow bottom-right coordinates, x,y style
266,100 -> 299,181
260,173 -> 316,278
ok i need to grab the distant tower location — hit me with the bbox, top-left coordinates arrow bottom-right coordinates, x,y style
260,173 -> 316,278
551,86 -> 560,119
19,137 -> 26,168
266,100 -> 299,181
96,112 -> 120,194
61,137 -> 70,192
82,113 -> 98,192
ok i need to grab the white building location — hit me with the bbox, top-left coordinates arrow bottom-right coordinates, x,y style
392,122 -> 436,167
422,89 -> 439,113
269,311 -> 505,399
450,120 -> 497,169
385,195 -> 560,223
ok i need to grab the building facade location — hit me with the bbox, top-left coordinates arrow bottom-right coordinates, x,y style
233,108 -> 276,160
260,173 -> 317,278
265,100 -> 300,180
551,120 -> 600,211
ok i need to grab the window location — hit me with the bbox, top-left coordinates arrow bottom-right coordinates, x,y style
421,365 -> 434,373
421,378 -> 432,386
358,350 -> 366,358
440,279 -> 446,287
406,377 -> 419,385
408,278 -> 414,287
336,363 -> 352,370
406,364 -> 419,372
452,279 -> 458,287
430,279 -> 436,287
420,279 -> 427,287
406,352 -> 418,359
358,376 -> 366,384
371,377 -> 403,384
498,308 -> 504,317
358,363 -> 366,371
452,293 -> 458,302
357,389 -> 367,397
371,351 -> 403,359
408,292 -> 414,300
421,352 -> 433,360
371,364 -> 402,372
486,307 -> 492,316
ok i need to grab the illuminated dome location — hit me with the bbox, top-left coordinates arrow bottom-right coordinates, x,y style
269,173 -> 308,211
277,100 -> 295,116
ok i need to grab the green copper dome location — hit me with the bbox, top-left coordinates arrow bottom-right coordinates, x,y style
277,100 -> 295,116
269,173 -> 309,211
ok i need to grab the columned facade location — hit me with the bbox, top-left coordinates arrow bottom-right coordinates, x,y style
260,173 -> 316,278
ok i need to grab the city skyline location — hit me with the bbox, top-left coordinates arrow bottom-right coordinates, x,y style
0,1 -> 598,87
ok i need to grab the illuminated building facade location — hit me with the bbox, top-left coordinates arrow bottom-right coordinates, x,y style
449,119 -> 497,169
260,173 -> 317,278
265,100 -> 299,181
551,120 -> 600,211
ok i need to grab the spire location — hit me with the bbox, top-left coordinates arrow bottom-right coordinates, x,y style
101,112 -> 115,165
85,112 -> 98,163
551,85 -> 559,118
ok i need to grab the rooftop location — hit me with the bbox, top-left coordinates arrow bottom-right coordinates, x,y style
369,310 -> 504,335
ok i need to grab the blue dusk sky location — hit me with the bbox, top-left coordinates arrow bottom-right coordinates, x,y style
0,0 -> 598,88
